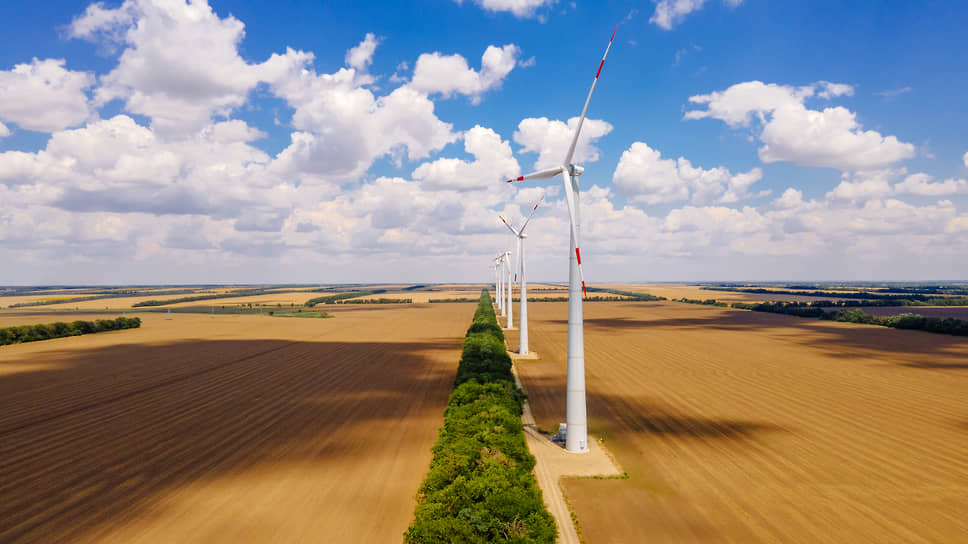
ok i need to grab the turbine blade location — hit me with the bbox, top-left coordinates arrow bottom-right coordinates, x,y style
519,195 -> 545,233
563,24 -> 618,167
505,166 -> 563,183
560,169 -> 587,297
499,215 -> 520,236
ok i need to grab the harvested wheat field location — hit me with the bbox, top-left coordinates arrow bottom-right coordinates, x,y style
0,303 -> 473,543
607,283 -> 861,303
509,300 -> 968,543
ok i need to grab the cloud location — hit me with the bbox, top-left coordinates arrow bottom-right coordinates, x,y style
412,125 -> 519,190
964,151 -> 968,168
875,86 -> 912,98
269,84 -> 457,183
345,33 -> 380,71
612,142 -> 763,205
826,169 -> 897,202
685,80 -> 915,171
0,121 -> 9,138
0,58 -> 95,132
651,0 -> 744,30
894,173 -> 968,196
513,116 -> 612,170
455,0 -> 556,18
69,0 -> 311,137
409,44 -> 520,104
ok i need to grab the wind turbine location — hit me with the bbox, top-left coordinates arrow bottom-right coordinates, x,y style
503,250 -> 514,328
492,261 -> 501,309
504,25 -> 617,453
494,254 -> 506,316
500,198 -> 543,354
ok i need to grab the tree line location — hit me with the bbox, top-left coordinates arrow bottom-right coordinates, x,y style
728,301 -> 968,337
0,317 -> 141,345
405,290 -> 556,543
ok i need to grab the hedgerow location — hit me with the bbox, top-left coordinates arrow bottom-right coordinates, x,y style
730,301 -> 968,336
0,317 -> 141,346
405,290 -> 556,544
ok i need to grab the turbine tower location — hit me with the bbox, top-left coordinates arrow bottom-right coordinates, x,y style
504,25 -> 617,453
504,250 -> 514,329
499,197 -> 543,354
494,255 -> 506,315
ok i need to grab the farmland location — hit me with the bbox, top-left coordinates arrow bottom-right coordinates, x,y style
0,303 -> 473,543
509,300 -> 968,543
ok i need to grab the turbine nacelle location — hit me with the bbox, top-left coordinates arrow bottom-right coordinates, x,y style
568,164 -> 584,177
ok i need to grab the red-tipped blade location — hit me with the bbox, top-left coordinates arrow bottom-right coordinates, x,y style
563,24 -> 618,167
520,195 -> 545,233
504,166 -> 563,184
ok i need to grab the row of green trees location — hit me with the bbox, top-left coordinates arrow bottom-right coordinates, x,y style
701,286 -> 968,306
730,301 -> 968,336
405,290 -> 556,543
0,317 -> 141,345
304,290 -> 387,306
673,297 -> 729,307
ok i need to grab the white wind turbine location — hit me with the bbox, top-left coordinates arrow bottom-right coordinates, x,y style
499,197 -> 544,355
492,261 -> 501,309
503,249 -> 513,328
503,25 -> 617,453
494,255 -> 505,315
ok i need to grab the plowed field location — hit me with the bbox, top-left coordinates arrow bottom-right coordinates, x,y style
0,304 -> 472,543
510,301 -> 968,543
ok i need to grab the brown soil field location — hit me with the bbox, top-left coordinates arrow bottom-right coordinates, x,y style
606,283 -> 860,303
509,301 -> 968,543
0,303 -> 473,543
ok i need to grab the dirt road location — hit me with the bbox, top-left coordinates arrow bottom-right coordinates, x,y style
0,304 -> 472,543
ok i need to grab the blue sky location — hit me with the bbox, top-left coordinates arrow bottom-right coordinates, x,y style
1,0 -> 966,284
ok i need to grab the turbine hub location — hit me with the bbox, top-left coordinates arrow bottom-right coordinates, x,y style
569,164 -> 584,177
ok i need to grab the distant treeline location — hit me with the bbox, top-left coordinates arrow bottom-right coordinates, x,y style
674,297 -> 729,307
405,290 -> 555,543
133,288 -> 278,307
8,289 -> 199,308
716,300 -> 968,337
304,290 -> 387,306
0,317 -> 141,346
701,286 -> 968,305
586,287 -> 666,301
707,283 -> 968,296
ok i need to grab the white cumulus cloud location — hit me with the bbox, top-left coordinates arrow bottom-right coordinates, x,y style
513,117 -> 612,171
412,125 -> 519,191
69,0 -> 310,137
345,33 -> 380,71
612,142 -> 763,205
651,0 -> 744,30
685,80 -> 915,171
894,173 -> 968,196
0,58 -> 95,132
409,44 -> 520,104
455,0 -> 556,18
